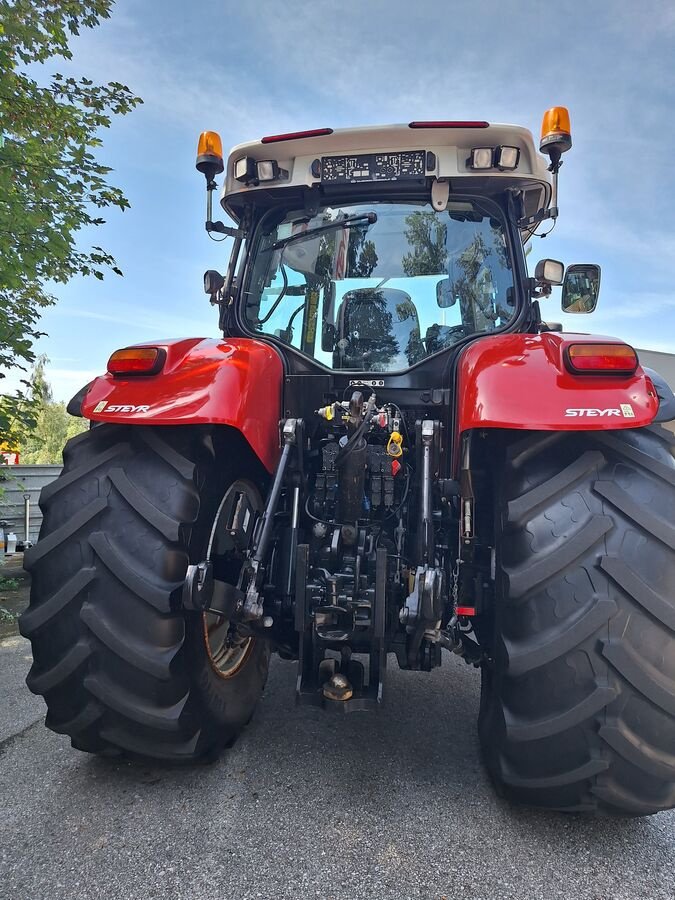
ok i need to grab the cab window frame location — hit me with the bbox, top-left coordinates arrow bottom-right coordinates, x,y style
235,191 -> 525,376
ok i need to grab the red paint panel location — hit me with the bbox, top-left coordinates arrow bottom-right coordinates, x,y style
81,338 -> 283,472
457,332 -> 659,433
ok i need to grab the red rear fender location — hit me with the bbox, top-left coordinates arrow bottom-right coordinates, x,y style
457,332 -> 659,434
81,338 -> 283,472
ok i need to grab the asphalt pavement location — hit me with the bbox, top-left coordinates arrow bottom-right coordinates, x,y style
1,634 -> 674,900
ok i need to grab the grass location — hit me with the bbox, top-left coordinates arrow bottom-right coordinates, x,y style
0,576 -> 20,591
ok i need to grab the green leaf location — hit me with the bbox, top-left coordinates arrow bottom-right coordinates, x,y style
0,0 -> 142,440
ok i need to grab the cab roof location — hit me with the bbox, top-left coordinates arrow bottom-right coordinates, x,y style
220,122 -> 552,220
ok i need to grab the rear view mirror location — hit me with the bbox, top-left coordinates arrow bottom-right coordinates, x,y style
561,264 -> 601,314
436,278 -> 457,308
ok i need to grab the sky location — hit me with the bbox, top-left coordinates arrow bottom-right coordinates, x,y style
9,0 -> 675,401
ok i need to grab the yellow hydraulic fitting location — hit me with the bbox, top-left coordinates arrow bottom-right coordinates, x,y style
316,403 -> 336,421
387,431 -> 403,458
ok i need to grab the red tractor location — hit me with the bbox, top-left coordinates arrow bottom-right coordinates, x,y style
22,109 -> 675,816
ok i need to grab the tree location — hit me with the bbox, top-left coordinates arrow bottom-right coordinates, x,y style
19,355 -> 87,463
402,211 -> 448,277
0,0 -> 142,442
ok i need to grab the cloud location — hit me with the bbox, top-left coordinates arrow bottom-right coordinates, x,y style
13,0 -> 674,384
49,303 -> 212,336
0,365 -> 102,404
47,367 -> 103,390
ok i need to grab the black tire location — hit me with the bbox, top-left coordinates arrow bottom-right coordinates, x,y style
20,424 -> 269,762
480,425 -> 675,815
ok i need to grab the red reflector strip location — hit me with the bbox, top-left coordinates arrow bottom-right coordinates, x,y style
566,343 -> 638,374
107,347 -> 163,376
408,120 -> 489,129
455,606 -> 477,617
261,128 -> 333,144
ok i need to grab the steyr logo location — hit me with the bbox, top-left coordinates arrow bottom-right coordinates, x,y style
565,405 -> 635,418
93,402 -> 150,414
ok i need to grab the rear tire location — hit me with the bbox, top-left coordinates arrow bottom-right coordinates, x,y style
20,424 -> 269,762
479,425 -> 675,815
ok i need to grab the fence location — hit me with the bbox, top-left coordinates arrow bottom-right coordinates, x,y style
0,465 -> 63,544
0,384 -> 672,548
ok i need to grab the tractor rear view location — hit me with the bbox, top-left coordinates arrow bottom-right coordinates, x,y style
22,109 -> 675,816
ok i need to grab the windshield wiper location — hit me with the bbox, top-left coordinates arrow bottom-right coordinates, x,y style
269,212 -> 377,252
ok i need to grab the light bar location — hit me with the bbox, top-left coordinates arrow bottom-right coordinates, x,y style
469,147 -> 494,169
261,128 -> 333,144
409,120 -> 489,128
565,343 -> 638,376
496,145 -> 520,170
107,347 -> 164,376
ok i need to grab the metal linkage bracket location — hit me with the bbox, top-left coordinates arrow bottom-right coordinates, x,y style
240,418 -> 303,621
295,545 -> 388,711
182,418 -> 302,623
182,560 -> 246,617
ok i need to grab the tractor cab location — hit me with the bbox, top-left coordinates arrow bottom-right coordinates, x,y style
199,121 -> 558,363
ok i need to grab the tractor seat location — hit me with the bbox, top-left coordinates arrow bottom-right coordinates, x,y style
334,288 -> 424,370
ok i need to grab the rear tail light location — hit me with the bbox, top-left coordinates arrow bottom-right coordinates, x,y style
261,128 -> 333,144
107,347 -> 165,376
565,343 -> 638,375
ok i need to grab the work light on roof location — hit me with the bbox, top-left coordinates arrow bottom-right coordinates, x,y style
469,148 -> 494,169
256,160 -> 288,182
234,156 -> 256,183
495,145 -> 520,170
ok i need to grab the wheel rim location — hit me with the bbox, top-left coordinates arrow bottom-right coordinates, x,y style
202,614 -> 253,679
201,480 -> 262,679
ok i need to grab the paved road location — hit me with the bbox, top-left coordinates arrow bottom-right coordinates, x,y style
1,635 -> 674,900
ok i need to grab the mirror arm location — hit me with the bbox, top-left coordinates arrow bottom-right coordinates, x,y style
206,221 -> 246,239
204,178 -> 245,238
517,206 -> 557,230
517,159 -> 562,229
527,276 -> 552,300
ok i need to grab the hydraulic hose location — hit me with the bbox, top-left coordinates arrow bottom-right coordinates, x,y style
335,395 -> 376,469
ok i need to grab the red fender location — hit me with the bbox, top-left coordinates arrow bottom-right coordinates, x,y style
456,332 -> 659,435
81,338 -> 283,472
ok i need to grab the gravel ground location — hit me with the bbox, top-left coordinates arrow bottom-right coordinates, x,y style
1,635 -> 674,900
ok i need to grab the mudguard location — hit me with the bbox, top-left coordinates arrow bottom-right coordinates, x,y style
80,337 -> 284,472
643,367 -> 675,423
456,332 -> 659,434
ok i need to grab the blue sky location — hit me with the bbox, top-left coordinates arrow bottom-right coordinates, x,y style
12,0 -> 675,400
